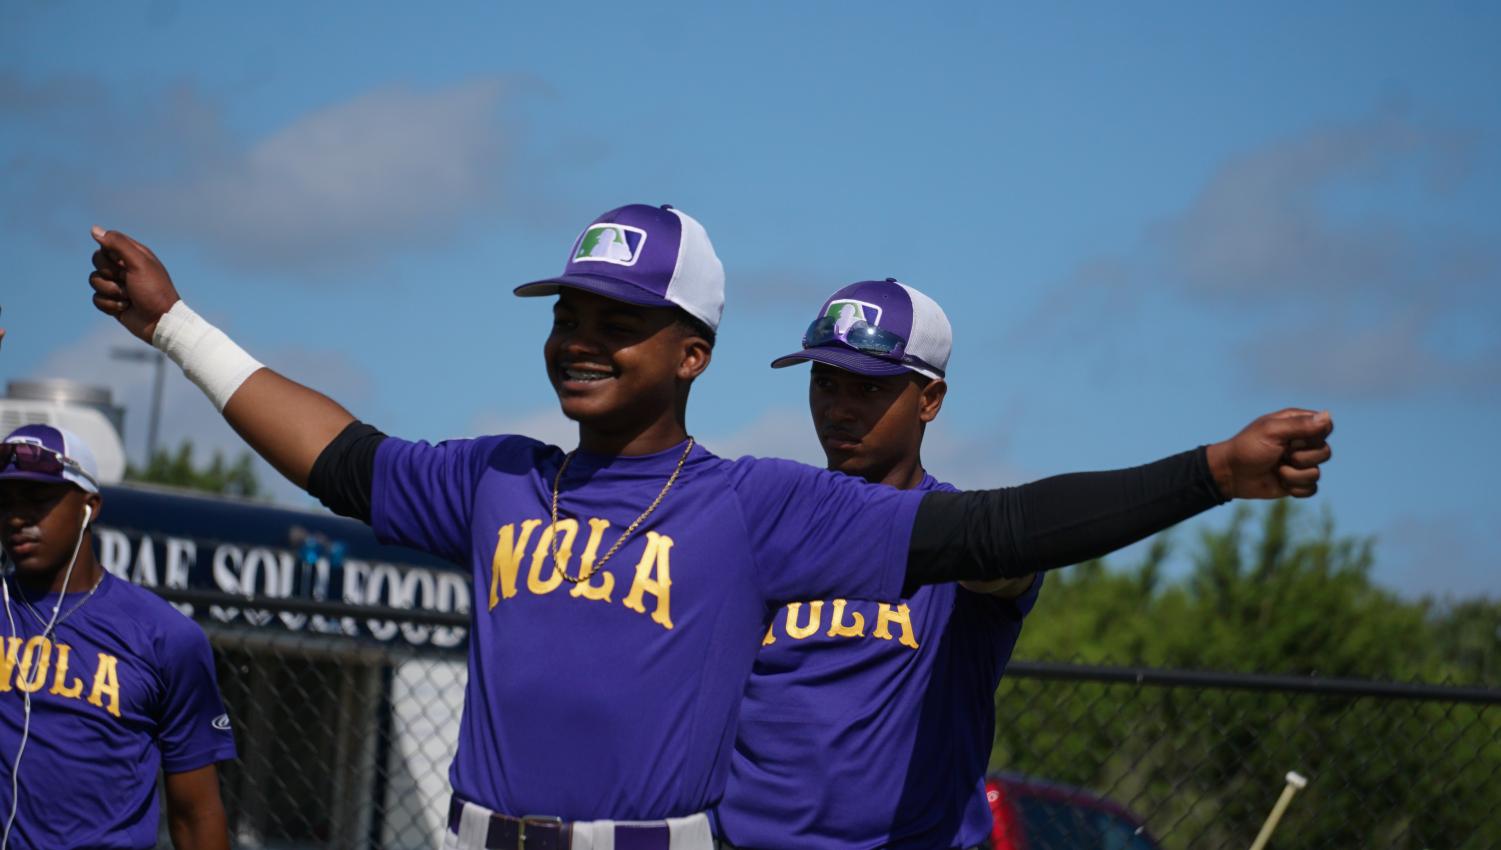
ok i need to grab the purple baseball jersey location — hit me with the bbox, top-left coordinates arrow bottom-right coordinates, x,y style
370,436 -> 926,821
0,573 -> 236,850
715,475 -> 1040,850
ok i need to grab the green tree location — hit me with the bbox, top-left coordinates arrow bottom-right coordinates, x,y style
1012,501 -> 1433,675
125,439 -> 262,498
1430,599 -> 1501,686
993,502 -> 1500,849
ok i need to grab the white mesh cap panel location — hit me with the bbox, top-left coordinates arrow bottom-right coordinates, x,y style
2,424 -> 101,493
57,426 -> 101,492
896,282 -> 952,378
663,208 -> 726,331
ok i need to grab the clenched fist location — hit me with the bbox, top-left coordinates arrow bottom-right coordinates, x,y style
88,226 -> 182,345
1206,409 -> 1334,500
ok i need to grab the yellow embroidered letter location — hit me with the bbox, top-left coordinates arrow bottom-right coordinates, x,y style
527,519 -> 577,596
49,644 -> 85,699
622,531 -> 674,630
16,637 -> 50,694
785,601 -> 825,640
490,519 -> 543,609
761,622 -> 777,646
568,518 -> 615,602
873,603 -> 920,649
88,653 -> 121,718
0,638 -> 21,692
826,599 -> 866,638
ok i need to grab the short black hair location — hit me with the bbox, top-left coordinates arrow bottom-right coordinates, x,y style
675,309 -> 716,348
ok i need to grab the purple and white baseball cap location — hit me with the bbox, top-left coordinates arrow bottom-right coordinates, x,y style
514,203 -> 726,332
770,278 -> 952,381
0,424 -> 101,495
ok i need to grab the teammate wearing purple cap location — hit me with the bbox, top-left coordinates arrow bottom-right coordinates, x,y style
716,279 -> 1033,849
85,205 -> 1333,849
0,425 -> 235,850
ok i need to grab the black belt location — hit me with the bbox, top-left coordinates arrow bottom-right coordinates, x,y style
448,798 -> 572,850
716,840 -> 984,850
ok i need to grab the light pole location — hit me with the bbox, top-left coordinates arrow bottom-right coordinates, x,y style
110,347 -> 167,463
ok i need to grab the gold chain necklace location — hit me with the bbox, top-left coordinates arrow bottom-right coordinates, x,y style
549,437 -> 695,584
13,571 -> 106,636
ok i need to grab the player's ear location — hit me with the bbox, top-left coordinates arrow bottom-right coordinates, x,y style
676,334 -> 712,382
917,378 -> 946,423
83,492 -> 102,526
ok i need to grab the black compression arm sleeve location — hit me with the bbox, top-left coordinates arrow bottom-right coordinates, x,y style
307,421 -> 387,524
905,446 -> 1227,591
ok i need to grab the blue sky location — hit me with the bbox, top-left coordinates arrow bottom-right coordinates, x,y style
2,2 -> 1497,599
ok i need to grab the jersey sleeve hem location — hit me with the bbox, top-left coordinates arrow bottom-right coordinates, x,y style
162,744 -> 239,774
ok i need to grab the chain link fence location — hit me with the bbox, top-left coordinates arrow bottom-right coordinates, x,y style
993,662 -> 1501,850
179,593 -> 469,850
162,592 -> 1500,850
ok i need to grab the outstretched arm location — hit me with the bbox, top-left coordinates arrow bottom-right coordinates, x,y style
905,409 -> 1334,591
88,227 -> 354,488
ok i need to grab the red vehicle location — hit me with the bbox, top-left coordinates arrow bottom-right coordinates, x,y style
985,772 -> 1162,850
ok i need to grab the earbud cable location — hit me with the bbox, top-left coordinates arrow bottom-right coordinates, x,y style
1,517 -> 89,850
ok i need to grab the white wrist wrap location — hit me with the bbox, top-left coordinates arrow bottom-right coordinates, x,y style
151,301 -> 264,412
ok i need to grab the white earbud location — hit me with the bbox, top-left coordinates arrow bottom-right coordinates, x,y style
82,504 -> 92,524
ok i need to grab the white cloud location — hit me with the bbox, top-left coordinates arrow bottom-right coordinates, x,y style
127,80 -> 513,269
467,406 -> 576,449
701,406 -> 1030,490
1148,109 -> 1482,302
1236,311 -> 1501,398
464,404 -> 835,467
5,74 -> 524,273
1015,107 -> 1500,399
699,407 -> 824,465
464,405 -> 831,466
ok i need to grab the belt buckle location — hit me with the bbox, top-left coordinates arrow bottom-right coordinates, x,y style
518,815 -> 564,849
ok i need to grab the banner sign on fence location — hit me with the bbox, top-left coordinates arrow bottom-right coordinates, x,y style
95,484 -> 470,648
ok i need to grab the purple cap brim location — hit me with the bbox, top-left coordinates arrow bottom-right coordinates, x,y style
0,469 -> 72,488
769,346 -> 912,377
513,274 -> 677,309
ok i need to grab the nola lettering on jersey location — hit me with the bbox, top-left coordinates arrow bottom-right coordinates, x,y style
760,599 -> 920,649
0,637 -> 122,717
487,519 -> 675,630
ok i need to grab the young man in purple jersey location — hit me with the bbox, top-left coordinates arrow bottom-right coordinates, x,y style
0,425 -> 235,850
716,279 -> 1036,849
85,204 -> 1332,850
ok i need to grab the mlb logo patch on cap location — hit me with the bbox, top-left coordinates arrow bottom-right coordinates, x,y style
515,203 -> 725,332
824,299 -> 883,328
573,224 -> 647,266
770,278 -> 953,381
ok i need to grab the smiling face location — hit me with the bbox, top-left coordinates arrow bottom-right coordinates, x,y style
0,480 -> 99,578
808,362 -> 946,484
544,289 -> 713,443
